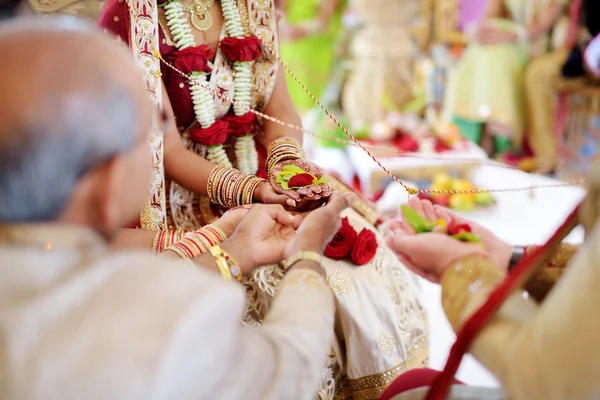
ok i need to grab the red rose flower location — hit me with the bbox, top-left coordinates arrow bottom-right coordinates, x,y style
447,220 -> 472,236
288,173 -> 315,188
223,112 -> 257,137
172,45 -> 214,74
188,120 -> 230,146
350,229 -> 378,266
324,217 -> 357,260
219,36 -> 262,62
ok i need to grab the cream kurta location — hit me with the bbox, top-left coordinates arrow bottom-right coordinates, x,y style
0,225 -> 335,400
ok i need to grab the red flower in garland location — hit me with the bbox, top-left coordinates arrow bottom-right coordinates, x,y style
223,112 -> 257,137
220,36 -> 262,62
324,217 -> 357,260
350,229 -> 378,266
188,120 -> 230,146
172,45 -> 214,75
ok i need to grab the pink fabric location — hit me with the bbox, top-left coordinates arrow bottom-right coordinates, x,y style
458,0 -> 489,30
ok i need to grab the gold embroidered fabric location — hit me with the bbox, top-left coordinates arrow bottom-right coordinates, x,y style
441,255 -> 505,332
346,337 -> 429,400
524,244 -> 578,302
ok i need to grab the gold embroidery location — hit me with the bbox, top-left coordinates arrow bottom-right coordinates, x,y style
378,332 -> 396,356
527,243 -> 578,268
129,0 -> 167,231
326,270 -> 351,295
348,337 -> 429,400
441,255 -> 505,331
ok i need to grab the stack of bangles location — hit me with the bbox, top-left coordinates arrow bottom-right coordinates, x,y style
163,225 -> 227,259
207,166 -> 266,207
152,229 -> 187,253
266,137 -> 306,176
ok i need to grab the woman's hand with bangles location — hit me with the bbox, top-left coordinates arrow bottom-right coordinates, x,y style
269,159 -> 333,211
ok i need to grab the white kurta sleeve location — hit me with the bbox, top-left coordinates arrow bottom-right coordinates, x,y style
153,267 -> 335,400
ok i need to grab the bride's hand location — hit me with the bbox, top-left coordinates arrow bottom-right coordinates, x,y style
269,159 -> 333,211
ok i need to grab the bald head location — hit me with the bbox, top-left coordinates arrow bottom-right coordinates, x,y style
0,18 -> 152,222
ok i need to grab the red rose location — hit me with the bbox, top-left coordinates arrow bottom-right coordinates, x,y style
223,112 -> 257,137
288,173 -> 315,188
188,120 -> 230,146
219,36 -> 262,62
324,217 -> 357,260
448,220 -> 472,236
172,45 -> 214,74
350,229 -> 378,266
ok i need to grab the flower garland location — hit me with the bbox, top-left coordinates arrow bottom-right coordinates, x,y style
221,0 -> 258,175
164,0 -> 261,173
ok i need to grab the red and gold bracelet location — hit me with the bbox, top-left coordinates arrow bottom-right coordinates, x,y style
266,137 -> 306,175
152,229 -> 187,253
164,225 -> 228,259
208,166 -> 266,207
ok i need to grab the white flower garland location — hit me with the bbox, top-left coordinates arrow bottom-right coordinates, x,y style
222,0 -> 258,175
165,0 -> 259,174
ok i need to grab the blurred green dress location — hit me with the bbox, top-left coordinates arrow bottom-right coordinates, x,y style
444,0 -> 560,151
279,0 -> 345,113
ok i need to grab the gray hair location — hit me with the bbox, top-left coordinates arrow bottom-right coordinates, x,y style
0,20 -> 140,221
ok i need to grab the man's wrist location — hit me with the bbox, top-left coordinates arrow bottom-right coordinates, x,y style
508,245 -> 526,271
221,238 -> 253,272
289,260 -> 324,275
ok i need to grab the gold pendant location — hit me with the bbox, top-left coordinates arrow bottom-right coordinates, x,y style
190,11 -> 212,31
182,0 -> 215,38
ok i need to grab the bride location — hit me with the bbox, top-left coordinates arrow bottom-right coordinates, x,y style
99,0 -> 427,397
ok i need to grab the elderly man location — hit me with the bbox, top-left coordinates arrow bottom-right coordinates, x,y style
0,18 -> 352,399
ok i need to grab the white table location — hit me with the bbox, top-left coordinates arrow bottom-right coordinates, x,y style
421,165 -> 586,387
347,141 -> 488,194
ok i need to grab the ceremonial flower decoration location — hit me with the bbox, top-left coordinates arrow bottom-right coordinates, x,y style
163,0 -> 261,173
276,165 -> 326,191
400,205 -> 482,244
351,229 -> 378,266
220,36 -> 262,62
325,218 -> 379,265
221,0 -> 259,175
325,217 -> 357,260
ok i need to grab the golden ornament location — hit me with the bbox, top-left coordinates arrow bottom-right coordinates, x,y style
181,0 -> 215,39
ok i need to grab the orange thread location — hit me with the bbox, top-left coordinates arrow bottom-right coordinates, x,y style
154,51 -> 584,195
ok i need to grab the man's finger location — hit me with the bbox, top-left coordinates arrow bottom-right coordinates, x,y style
259,204 -> 295,226
323,192 -> 355,216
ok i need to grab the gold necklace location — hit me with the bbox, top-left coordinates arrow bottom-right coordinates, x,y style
181,0 -> 215,40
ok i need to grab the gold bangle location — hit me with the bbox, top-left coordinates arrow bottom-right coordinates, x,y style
209,245 -> 242,280
282,251 -> 323,271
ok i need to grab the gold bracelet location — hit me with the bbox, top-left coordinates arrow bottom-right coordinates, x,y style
209,245 -> 242,280
208,166 -> 265,207
282,251 -> 323,271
